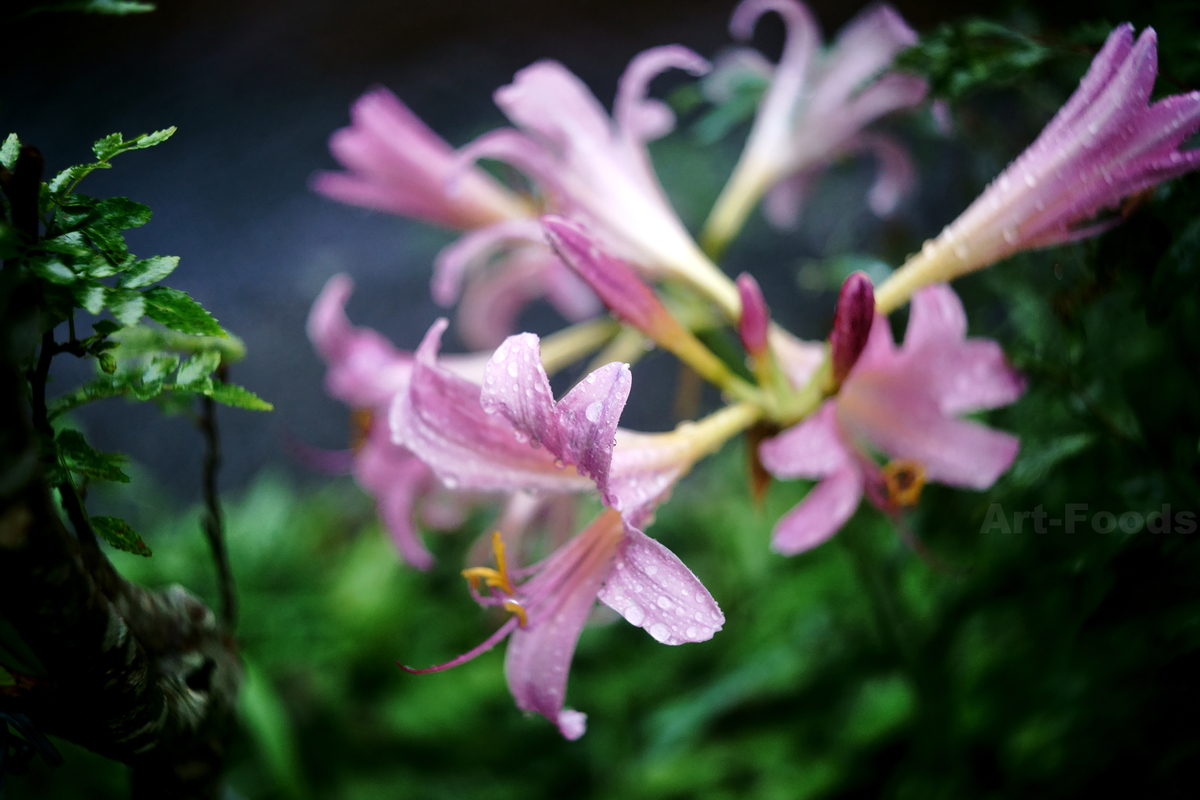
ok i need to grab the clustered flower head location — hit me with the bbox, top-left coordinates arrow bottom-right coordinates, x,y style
308,1 -> 1200,738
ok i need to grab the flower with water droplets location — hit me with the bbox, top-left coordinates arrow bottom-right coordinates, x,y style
400,508 -> 724,739
759,284 -> 1024,553
874,23 -> 1200,314
702,0 -> 926,251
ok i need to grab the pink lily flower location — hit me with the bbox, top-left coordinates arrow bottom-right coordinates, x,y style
311,86 -> 527,229
703,0 -> 927,249
759,282 -> 1025,554
875,23 -> 1200,313
456,45 -> 743,317
307,275 -> 490,569
402,508 -> 724,740
313,88 -> 599,349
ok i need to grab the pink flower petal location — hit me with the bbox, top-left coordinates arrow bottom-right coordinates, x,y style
759,401 -> 852,479
432,219 -> 547,307
838,371 -> 1020,489
354,429 -> 436,570
481,332 -> 632,502
504,510 -> 627,739
597,528 -> 724,644
771,465 -> 864,555
615,45 -> 710,144
307,274 -> 413,408
390,319 -> 595,495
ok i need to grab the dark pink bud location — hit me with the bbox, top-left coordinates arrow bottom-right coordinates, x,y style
830,271 -> 875,384
736,273 -> 769,356
542,215 -> 669,337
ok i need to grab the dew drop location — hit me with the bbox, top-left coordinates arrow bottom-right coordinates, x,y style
1023,173 -> 1037,188
507,362 -> 519,377
646,565 -> 658,577
656,596 -> 672,610
554,458 -> 565,469
694,612 -> 705,622
585,401 -> 603,423
694,592 -> 706,603
514,430 -> 528,443
585,373 -> 596,384
648,623 -> 670,643
686,626 -> 698,638
1002,227 -> 1018,245
443,476 -> 459,489
623,605 -> 645,626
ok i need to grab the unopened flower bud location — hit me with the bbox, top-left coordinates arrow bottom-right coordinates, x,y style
736,273 -> 770,357
542,215 -> 672,339
830,271 -> 875,385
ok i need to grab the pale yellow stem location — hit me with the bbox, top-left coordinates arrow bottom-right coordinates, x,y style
539,318 -> 622,374
873,237 -> 971,315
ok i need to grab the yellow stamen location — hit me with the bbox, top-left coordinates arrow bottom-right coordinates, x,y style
502,600 -> 528,628
460,531 -> 515,596
883,460 -> 927,507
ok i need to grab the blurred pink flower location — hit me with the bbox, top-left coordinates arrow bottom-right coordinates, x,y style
457,46 -> 742,316
312,88 -> 599,349
306,275 -> 489,568
760,284 -> 1025,554
402,508 -> 724,739
703,0 -> 926,248
311,86 -> 526,228
876,24 -> 1200,313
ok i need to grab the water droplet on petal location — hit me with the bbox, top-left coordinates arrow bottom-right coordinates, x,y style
656,596 -> 672,610
646,565 -> 658,577
585,401 -> 603,423
686,626 -> 698,638
649,623 -> 670,643
585,373 -> 596,384
507,362 -> 519,377
623,605 -> 645,626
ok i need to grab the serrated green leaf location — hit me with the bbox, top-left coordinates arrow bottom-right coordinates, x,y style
74,281 -> 106,314
80,252 -> 121,279
47,375 -> 129,419
176,350 -> 222,388
96,197 -> 152,229
27,255 -> 77,284
118,255 -> 179,289
112,325 -> 247,362
142,286 -> 226,336
133,127 -> 176,148
91,516 -> 151,557
40,231 -> 93,256
207,380 -> 274,411
0,133 -> 18,169
97,352 -> 117,373
83,220 -> 127,256
93,132 -> 124,160
47,162 -> 110,195
55,429 -> 130,483
92,320 -> 122,336
142,353 -> 180,384
106,288 -> 146,325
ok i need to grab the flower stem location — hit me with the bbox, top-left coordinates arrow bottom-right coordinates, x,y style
539,318 -> 622,375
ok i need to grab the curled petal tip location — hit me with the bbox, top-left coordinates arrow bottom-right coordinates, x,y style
831,271 -> 875,384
